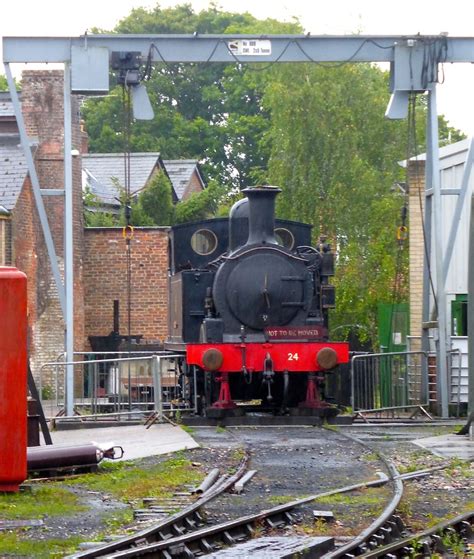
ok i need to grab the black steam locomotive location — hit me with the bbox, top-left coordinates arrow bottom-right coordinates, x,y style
167,186 -> 349,416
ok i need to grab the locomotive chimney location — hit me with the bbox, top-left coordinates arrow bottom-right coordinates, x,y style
243,186 -> 281,246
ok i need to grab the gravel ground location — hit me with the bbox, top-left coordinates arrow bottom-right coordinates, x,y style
339,424 -> 474,534
2,421 -> 472,557
190,426 -> 389,530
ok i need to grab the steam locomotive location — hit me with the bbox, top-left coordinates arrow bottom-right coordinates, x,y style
167,186 -> 349,416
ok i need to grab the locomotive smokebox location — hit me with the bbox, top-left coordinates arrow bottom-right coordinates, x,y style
243,186 -> 281,246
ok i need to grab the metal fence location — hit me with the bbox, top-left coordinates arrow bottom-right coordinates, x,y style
38,352 -> 196,421
351,351 -> 431,419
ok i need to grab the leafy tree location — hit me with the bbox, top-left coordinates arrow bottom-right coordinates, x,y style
137,170 -> 175,225
174,181 -> 226,223
81,4 -> 466,343
0,75 -> 20,91
263,63 -> 463,344
82,4 -> 301,188
83,187 -> 117,227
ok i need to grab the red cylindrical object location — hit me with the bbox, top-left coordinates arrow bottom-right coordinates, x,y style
0,267 -> 27,492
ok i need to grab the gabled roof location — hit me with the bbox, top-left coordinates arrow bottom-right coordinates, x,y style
82,152 -> 164,205
163,159 -> 205,200
0,134 -> 29,211
82,153 -> 205,206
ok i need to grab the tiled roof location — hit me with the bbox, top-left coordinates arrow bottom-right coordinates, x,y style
163,159 -> 204,200
0,134 -> 28,210
82,153 -> 204,205
0,91 -> 18,119
82,152 -> 162,205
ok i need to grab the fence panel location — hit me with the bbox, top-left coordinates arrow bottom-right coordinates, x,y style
37,352 -> 195,421
351,351 -> 430,418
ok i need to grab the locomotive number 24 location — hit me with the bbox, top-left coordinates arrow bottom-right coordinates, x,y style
287,352 -> 299,361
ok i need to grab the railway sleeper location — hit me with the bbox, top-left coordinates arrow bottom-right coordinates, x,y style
460,520 -> 473,538
265,512 -> 287,529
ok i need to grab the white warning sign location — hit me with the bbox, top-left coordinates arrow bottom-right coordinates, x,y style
228,39 -> 272,56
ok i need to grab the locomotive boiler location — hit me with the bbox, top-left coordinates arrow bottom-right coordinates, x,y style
167,186 -> 349,416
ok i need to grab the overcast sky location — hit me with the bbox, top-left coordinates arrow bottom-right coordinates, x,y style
2,0 -> 474,135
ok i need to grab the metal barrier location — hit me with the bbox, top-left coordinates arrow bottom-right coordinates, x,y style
38,352 -> 196,421
351,351 -> 432,420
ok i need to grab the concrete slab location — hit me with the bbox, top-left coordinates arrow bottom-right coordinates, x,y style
43,424 -> 199,461
201,535 -> 334,558
413,433 -> 474,460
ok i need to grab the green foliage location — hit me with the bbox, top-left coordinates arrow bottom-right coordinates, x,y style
138,170 -> 175,225
68,456 -> 203,502
0,532 -> 85,559
81,5 -> 302,188
0,485 -> 85,519
174,181 -> 226,224
83,186 -> 117,227
262,63 -> 464,344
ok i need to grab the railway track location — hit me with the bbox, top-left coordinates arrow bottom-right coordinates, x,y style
70,469 -> 395,558
68,427 -> 472,559
68,453 -> 250,558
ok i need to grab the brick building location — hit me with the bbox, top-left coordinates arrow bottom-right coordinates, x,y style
0,71 -> 188,387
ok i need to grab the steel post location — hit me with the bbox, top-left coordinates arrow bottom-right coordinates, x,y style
64,63 -> 75,417
4,63 -> 66,315
428,88 -> 449,418
152,355 -> 163,420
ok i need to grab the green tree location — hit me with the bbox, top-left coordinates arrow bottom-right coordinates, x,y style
137,170 -> 175,225
82,4 -> 301,188
174,181 -> 226,224
83,187 -> 117,227
263,62 -> 463,344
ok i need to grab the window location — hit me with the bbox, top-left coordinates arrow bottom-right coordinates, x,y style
452,295 -> 468,336
275,228 -> 295,250
191,229 -> 218,255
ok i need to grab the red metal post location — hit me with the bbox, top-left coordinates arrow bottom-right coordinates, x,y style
0,267 -> 27,492
211,372 -> 237,409
299,373 -> 330,409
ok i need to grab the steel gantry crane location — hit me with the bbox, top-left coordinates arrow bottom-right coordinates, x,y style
3,33 -> 474,417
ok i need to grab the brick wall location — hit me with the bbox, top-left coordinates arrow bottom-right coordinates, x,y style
12,70 -> 85,381
182,170 -> 204,200
83,228 -> 170,346
408,160 -> 426,351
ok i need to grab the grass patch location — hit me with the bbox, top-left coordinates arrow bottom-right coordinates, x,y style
68,456 -> 203,502
0,485 -> 86,520
180,424 -> 195,435
0,532 -> 84,558
267,494 -> 304,505
215,425 -> 226,434
361,452 -> 379,462
101,508 -> 134,532
231,447 -> 246,462
446,457 -> 473,479
314,488 -> 384,507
